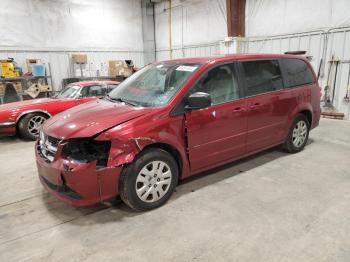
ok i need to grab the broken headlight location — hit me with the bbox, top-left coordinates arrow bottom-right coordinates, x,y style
62,139 -> 111,168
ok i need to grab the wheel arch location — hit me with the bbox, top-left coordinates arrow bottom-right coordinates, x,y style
299,109 -> 312,126
16,110 -> 51,124
141,142 -> 183,179
15,110 -> 51,132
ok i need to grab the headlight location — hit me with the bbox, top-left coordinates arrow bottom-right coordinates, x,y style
62,139 -> 111,168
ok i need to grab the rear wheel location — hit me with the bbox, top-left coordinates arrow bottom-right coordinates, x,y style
18,113 -> 48,140
119,149 -> 179,211
283,114 -> 310,153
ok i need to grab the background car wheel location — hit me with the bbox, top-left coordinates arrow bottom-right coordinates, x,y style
18,113 -> 49,140
283,114 -> 310,153
119,148 -> 179,211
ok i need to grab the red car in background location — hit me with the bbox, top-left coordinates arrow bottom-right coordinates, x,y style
0,80 -> 119,140
36,54 -> 321,211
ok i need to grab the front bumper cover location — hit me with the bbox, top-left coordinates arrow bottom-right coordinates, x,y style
36,141 -> 122,207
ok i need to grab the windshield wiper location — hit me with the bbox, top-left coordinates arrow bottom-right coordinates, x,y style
106,95 -> 138,106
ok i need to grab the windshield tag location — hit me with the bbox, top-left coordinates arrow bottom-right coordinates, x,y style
176,65 -> 198,72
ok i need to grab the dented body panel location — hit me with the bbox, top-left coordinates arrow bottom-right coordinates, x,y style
36,141 -> 122,206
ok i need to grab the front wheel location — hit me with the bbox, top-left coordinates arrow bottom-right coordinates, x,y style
119,149 -> 179,211
283,114 -> 310,153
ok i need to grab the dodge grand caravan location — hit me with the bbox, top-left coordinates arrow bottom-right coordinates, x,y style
36,54 -> 321,211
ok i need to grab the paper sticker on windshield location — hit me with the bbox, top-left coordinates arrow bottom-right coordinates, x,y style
176,65 -> 198,72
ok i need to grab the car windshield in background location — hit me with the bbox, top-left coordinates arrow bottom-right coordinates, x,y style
107,63 -> 201,107
55,85 -> 81,99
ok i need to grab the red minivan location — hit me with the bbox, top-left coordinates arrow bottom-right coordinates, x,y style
36,54 -> 321,211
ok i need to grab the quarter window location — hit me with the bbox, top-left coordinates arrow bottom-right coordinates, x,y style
190,64 -> 240,105
282,58 -> 314,88
242,60 -> 283,96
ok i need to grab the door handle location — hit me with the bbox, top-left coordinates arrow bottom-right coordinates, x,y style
249,103 -> 261,109
233,107 -> 246,112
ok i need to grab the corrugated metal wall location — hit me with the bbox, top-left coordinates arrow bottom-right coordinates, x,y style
235,27 -> 350,119
156,42 -> 221,61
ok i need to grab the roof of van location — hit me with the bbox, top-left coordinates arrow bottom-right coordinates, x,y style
161,53 -> 307,65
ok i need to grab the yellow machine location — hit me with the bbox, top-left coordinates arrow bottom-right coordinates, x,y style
0,59 -> 20,78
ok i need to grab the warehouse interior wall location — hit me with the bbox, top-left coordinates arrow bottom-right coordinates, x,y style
0,0 -> 144,90
246,0 -> 350,36
241,0 -> 350,119
154,0 -> 227,60
0,0 -> 143,50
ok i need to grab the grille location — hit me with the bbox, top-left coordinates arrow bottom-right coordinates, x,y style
39,132 -> 60,162
47,136 -> 60,147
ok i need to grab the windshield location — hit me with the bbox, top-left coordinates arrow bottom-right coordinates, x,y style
55,85 -> 81,99
107,63 -> 201,107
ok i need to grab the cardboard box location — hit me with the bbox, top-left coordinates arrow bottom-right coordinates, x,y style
72,54 -> 87,64
109,60 -> 124,69
26,59 -> 41,73
108,68 -> 133,77
108,60 -> 134,77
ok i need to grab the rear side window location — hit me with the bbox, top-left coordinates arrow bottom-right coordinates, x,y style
241,60 -> 283,96
81,85 -> 107,97
282,59 -> 314,88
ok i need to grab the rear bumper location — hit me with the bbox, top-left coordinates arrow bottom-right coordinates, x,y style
36,142 -> 122,207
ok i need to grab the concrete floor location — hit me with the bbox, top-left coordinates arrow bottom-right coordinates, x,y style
0,118 -> 349,262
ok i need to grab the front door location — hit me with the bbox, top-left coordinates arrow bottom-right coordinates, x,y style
185,63 -> 247,172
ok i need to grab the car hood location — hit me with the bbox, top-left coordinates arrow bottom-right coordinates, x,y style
43,99 -> 151,140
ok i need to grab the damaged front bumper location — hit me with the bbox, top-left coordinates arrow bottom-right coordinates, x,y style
36,141 -> 122,207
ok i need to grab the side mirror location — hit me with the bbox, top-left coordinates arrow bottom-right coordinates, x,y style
185,92 -> 211,111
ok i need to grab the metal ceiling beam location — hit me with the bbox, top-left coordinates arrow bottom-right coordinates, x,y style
226,0 -> 246,37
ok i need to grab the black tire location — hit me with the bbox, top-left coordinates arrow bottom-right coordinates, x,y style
119,148 -> 179,211
18,113 -> 49,140
283,114 -> 310,153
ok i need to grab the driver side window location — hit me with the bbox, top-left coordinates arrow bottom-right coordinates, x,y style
81,85 -> 107,97
190,63 -> 240,105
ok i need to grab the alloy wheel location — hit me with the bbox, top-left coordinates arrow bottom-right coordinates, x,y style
292,120 -> 308,148
28,115 -> 47,137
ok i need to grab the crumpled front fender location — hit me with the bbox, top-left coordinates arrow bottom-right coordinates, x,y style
95,134 -> 156,167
